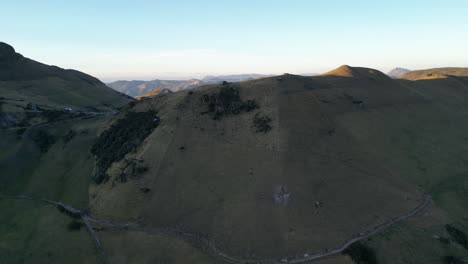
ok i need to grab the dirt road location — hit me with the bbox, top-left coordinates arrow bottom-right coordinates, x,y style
0,194 -> 432,264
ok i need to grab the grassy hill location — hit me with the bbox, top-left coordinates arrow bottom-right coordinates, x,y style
2,63 -> 468,263
0,42 -> 132,129
91,66 -> 468,263
401,67 -> 468,80
0,42 -> 131,112
135,88 -> 173,100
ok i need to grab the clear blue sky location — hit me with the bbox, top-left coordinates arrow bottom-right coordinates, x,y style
1,0 -> 468,81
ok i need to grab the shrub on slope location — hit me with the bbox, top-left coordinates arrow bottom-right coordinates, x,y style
91,110 -> 159,183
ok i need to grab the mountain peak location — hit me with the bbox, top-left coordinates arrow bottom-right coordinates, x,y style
324,65 -> 354,77
321,65 -> 389,80
387,67 -> 410,78
0,42 -> 17,59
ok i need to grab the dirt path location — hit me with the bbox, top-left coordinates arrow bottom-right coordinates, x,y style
0,194 -> 432,264
0,194 -> 109,263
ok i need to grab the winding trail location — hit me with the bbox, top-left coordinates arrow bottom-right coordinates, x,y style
0,195 -> 109,263
0,194 -> 432,264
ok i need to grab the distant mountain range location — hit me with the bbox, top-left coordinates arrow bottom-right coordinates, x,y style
107,74 -> 271,97
387,67 -> 411,78
201,74 -> 271,83
107,79 -> 204,97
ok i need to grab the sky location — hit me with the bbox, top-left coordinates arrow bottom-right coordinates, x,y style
1,0 -> 468,82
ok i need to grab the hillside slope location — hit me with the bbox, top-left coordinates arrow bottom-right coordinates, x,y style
321,65 -> 391,80
135,88 -> 173,99
401,67 -> 468,80
0,43 -> 206,264
89,66 -> 468,263
0,42 -> 131,111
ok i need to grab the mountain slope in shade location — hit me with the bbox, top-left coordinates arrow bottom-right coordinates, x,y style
400,67 -> 468,80
387,67 -> 410,78
90,65 -> 468,261
0,42 -> 131,111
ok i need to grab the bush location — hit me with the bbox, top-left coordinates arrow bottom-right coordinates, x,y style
67,220 -> 84,231
140,187 -> 151,193
442,255 -> 464,264
343,242 -> 378,264
42,109 -> 69,122
56,204 -> 81,219
244,100 -> 258,112
17,117 -> 31,127
91,110 -> 159,184
25,102 -> 34,110
31,129 -> 57,153
62,130 -> 77,144
252,112 -> 272,133
118,159 -> 149,183
446,224 -> 468,249
135,165 -> 148,174
199,85 -> 258,120
437,236 -> 451,245
16,128 -> 26,138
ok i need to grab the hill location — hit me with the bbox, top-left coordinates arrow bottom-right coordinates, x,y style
400,67 -> 468,80
0,42 -> 132,128
321,65 -> 391,80
90,66 -> 468,263
387,67 -> 410,78
0,42 -> 131,110
135,88 -> 173,99
2,64 -> 468,264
